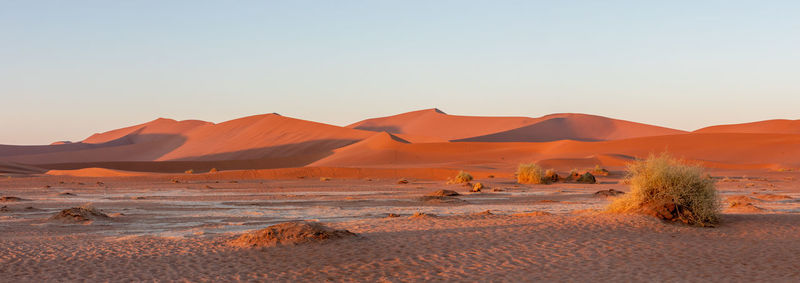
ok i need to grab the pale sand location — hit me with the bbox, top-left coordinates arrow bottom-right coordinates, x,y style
1,173 -> 799,281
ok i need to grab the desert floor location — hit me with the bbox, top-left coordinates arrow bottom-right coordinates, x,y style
1,170 -> 800,282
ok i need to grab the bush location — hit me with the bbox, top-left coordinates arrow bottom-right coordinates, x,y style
517,163 -> 546,184
209,168 -> 218,173
450,171 -> 473,184
185,169 -> 194,174
608,154 -> 720,226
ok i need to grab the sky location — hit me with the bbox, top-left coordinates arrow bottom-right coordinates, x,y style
1,0 -> 799,145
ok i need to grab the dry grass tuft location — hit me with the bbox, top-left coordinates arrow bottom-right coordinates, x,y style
209,168 -> 218,173
448,171 -> 473,184
607,153 -> 720,227
517,163 -> 546,184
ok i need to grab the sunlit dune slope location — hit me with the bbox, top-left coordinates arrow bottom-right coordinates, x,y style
348,108 -> 685,142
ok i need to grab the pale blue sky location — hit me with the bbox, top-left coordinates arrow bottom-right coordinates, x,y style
2,1 -> 799,144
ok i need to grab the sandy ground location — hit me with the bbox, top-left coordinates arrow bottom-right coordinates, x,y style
1,170 -> 800,282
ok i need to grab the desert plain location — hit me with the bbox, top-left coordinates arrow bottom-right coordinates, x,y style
2,109 -> 800,281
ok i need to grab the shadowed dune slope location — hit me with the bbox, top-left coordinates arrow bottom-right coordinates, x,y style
0,114 -> 374,166
312,133 -> 800,170
695,119 -> 800,134
0,161 -> 47,174
348,109 -> 685,142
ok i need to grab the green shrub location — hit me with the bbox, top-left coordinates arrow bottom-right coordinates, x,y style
608,154 -> 720,226
517,163 -> 546,184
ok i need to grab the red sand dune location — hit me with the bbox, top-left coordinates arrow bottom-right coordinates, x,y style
46,167 -> 149,177
0,114 -> 373,166
2,109 -> 799,174
347,108 -> 686,142
313,132 -> 800,171
695,119 -> 800,135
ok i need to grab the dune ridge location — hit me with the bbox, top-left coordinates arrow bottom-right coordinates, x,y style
2,109 -> 799,174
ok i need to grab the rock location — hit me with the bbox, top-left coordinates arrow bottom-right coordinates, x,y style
593,189 -> 625,198
427,190 -> 460,197
397,178 -> 409,184
50,206 -> 110,223
229,221 -> 357,248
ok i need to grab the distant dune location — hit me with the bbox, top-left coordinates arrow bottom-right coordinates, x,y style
348,108 -> 686,142
694,119 -> 800,135
1,109 -> 799,174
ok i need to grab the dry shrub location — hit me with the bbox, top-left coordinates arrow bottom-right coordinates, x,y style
517,163 -> 546,184
592,165 -> 610,176
608,154 -> 720,226
449,171 -> 473,184
209,168 -> 218,173
185,169 -> 194,174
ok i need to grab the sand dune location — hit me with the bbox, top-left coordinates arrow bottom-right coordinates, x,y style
695,119 -> 800,134
0,114 -> 374,167
348,108 -> 686,142
0,161 -> 46,174
2,110 -> 800,173
313,132 -> 800,170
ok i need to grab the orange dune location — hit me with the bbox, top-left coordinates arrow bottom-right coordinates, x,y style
348,108 -> 686,142
2,109 -> 799,174
46,167 -> 149,177
695,119 -> 800,134
0,114 -> 374,166
312,133 -> 800,170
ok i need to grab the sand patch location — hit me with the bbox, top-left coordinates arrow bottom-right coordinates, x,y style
512,211 -> 552,217
727,202 -> 765,213
409,212 -> 437,219
752,193 -> 793,201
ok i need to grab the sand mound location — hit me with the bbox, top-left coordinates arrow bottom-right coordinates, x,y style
636,202 -> 701,225
50,206 -> 110,223
513,211 -> 553,217
593,189 -> 625,198
417,196 -> 465,204
229,222 -> 357,248
409,212 -> 436,219
427,190 -> 460,197
726,195 -> 762,204
0,196 -> 28,202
